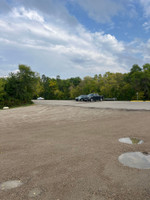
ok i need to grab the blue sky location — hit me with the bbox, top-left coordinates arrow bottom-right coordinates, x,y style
0,0 -> 150,78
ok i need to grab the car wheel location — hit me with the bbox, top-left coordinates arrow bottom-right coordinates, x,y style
81,99 -> 83,101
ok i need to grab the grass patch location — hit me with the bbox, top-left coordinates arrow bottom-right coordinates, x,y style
131,137 -> 141,144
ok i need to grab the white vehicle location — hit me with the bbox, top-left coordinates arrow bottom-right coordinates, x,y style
37,97 -> 44,100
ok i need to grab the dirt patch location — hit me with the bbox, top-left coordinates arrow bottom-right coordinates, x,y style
0,103 -> 150,200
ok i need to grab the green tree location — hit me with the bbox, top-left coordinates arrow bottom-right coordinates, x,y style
143,63 -> 150,72
5,65 -> 39,106
100,72 -> 124,99
141,63 -> 150,99
0,78 -> 6,108
128,65 -> 143,99
130,64 -> 142,73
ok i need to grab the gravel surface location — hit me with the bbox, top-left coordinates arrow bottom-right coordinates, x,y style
33,100 -> 150,111
0,101 -> 150,200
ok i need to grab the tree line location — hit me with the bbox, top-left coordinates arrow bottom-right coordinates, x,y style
0,63 -> 150,108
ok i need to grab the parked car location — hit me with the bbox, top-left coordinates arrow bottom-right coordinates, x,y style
87,93 -> 103,101
37,97 -> 44,100
75,95 -> 88,101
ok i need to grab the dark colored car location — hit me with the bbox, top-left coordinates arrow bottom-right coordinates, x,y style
75,95 -> 88,101
87,93 -> 103,101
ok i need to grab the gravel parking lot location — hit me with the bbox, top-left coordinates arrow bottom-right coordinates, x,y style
0,101 -> 150,200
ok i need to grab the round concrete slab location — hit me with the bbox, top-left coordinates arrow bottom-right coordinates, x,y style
118,152 -> 150,169
119,137 -> 143,144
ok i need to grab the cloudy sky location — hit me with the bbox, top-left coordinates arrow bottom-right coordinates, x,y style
0,0 -> 150,78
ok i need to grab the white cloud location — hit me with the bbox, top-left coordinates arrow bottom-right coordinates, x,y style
13,0 -> 78,28
143,21 -> 150,31
127,2 -> 138,19
0,6 -> 128,77
140,39 -> 150,60
140,0 -> 150,17
0,2 -> 149,78
12,7 -> 44,23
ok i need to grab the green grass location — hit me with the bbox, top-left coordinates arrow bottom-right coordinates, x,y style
131,137 -> 141,144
